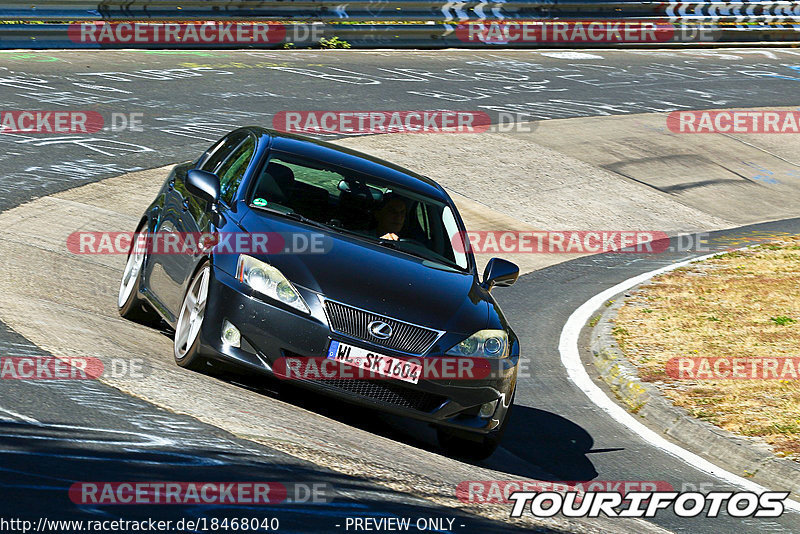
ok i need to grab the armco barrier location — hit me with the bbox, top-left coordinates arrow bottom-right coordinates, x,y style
3,1 -> 800,22
1,1 -> 799,48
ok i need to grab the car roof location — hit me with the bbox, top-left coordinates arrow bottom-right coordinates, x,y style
243,127 -> 448,201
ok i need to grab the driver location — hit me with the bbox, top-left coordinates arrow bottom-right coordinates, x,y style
372,192 -> 407,241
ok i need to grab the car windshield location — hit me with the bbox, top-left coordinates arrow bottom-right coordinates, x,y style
249,152 -> 469,271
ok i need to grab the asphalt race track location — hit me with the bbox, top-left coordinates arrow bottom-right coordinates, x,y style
1,49 -> 800,533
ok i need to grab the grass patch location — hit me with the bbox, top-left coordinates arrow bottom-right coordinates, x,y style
319,36 -> 352,49
613,235 -> 800,461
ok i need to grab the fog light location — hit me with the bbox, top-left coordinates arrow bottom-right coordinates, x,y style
479,399 -> 498,418
221,320 -> 241,348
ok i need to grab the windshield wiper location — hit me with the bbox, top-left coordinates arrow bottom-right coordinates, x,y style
280,211 -> 330,230
375,239 -> 449,265
250,204 -> 331,231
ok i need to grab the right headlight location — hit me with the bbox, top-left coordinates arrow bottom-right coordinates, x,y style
445,329 -> 508,358
236,255 -> 309,314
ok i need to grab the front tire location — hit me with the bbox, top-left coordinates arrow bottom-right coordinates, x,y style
174,262 -> 211,371
118,224 -> 161,326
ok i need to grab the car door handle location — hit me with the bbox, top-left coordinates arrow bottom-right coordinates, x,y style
182,199 -> 190,212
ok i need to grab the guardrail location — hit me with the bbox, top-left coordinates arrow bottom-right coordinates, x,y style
1,1 -> 799,48
3,1 -> 800,22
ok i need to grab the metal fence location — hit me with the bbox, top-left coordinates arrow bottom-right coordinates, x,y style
2,1 -> 799,48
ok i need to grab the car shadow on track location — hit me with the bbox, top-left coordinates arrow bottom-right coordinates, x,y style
208,363 -> 440,452
485,404 -> 599,481
206,362 -> 601,484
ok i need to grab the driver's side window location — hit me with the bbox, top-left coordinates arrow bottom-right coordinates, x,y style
217,136 -> 256,206
198,132 -> 248,174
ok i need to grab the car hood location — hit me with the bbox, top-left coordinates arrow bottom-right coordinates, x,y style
239,211 -> 488,334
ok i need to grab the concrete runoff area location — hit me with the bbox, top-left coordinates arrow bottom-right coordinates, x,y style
336,130 -> 730,234
0,108 -> 799,529
338,107 -> 800,230
526,108 -> 800,225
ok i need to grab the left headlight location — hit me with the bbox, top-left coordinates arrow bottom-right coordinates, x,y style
445,329 -> 508,358
236,255 -> 309,314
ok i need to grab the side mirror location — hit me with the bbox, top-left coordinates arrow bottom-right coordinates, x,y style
482,258 -> 519,291
186,169 -> 221,207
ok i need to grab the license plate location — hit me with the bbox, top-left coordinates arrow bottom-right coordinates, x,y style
327,340 -> 422,384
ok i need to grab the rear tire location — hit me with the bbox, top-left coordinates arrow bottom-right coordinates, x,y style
118,223 -> 161,327
173,262 -> 211,372
437,391 -> 514,461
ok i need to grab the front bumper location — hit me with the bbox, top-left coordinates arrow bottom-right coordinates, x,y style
198,266 -> 518,434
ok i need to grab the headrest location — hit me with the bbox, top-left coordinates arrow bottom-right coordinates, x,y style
265,162 -> 295,188
254,162 -> 295,204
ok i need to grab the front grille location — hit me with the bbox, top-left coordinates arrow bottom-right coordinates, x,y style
323,299 -> 442,355
316,379 -> 446,412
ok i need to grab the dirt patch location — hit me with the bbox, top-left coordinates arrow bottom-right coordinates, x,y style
613,237 -> 800,461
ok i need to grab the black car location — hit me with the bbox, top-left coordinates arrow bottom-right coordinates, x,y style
118,127 -> 520,459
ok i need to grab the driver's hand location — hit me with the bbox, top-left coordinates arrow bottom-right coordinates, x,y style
380,233 -> 399,241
